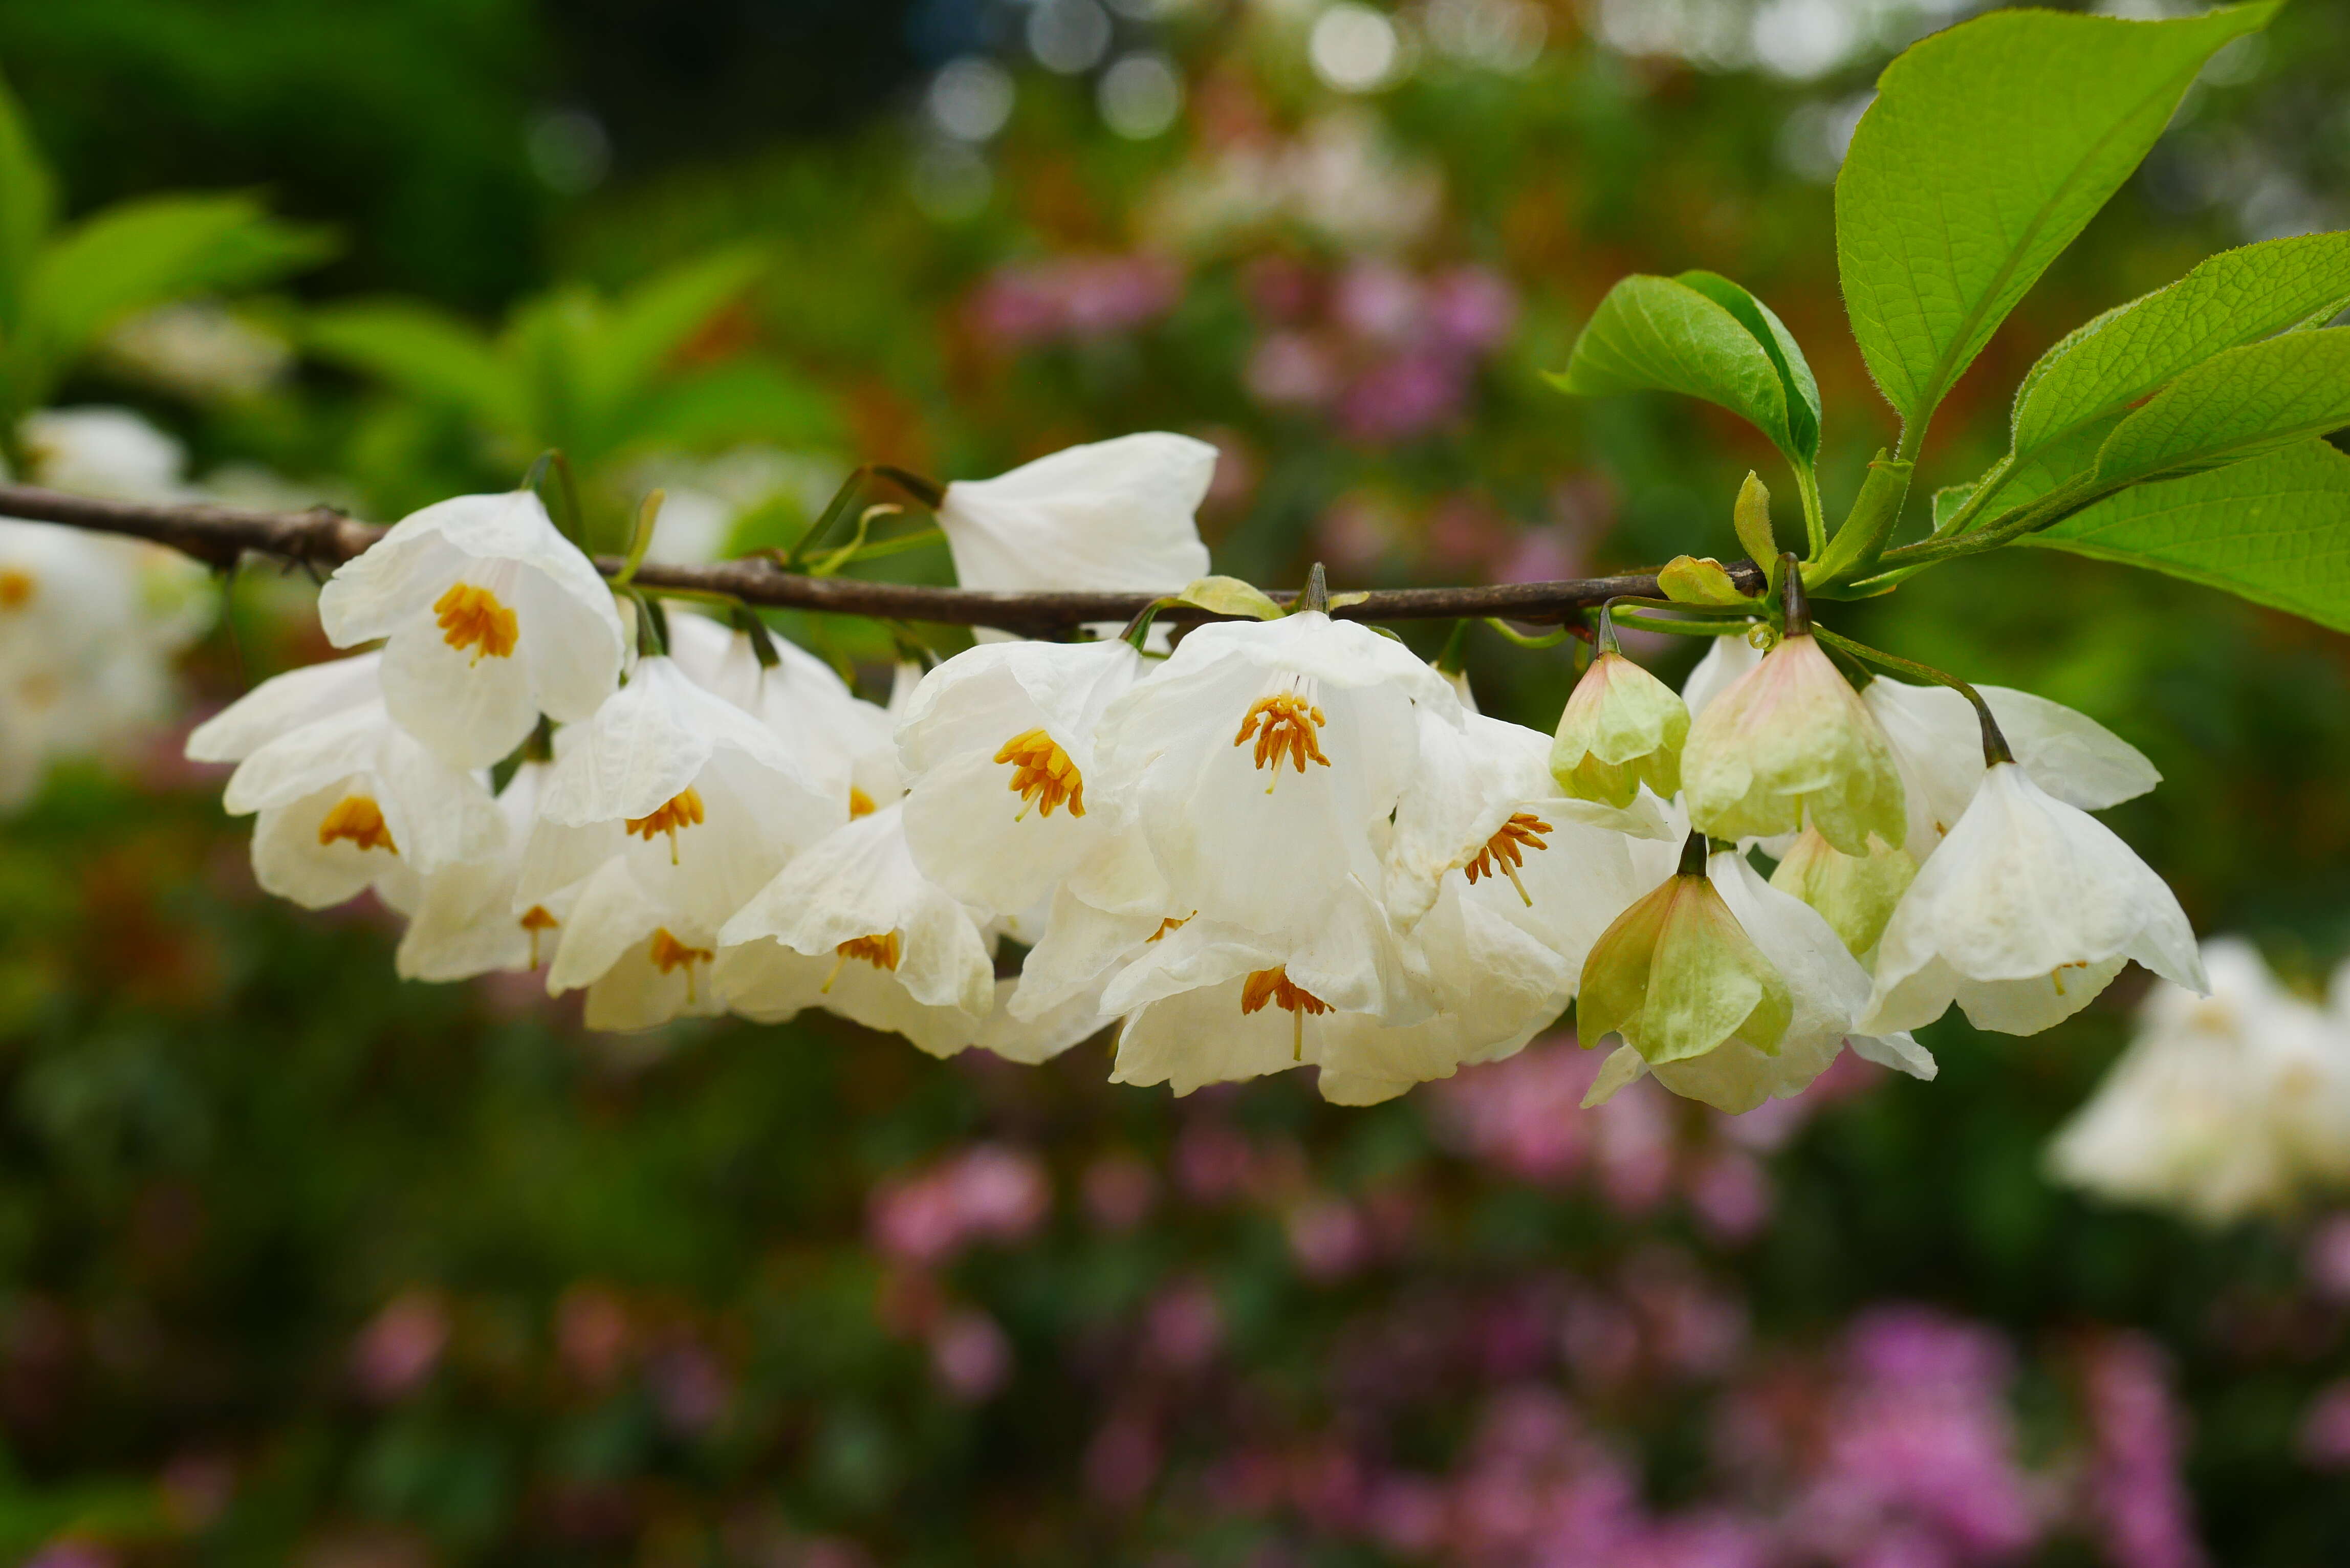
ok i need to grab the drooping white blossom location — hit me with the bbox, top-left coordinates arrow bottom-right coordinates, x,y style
391,757 -> 568,984
1861,761 -> 2205,1036
2048,938 -> 2350,1224
1095,609 -> 1463,938
715,801 -> 998,1057
937,432 -> 1216,598
898,636 -> 1157,919
317,490 -> 625,768
1862,677 -> 2159,863
664,608 -> 901,818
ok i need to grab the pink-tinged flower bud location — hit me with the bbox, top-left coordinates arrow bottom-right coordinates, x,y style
1549,650 -> 1688,809
1681,632 -> 1905,854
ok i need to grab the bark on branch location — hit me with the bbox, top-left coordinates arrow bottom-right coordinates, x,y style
0,481 -> 1765,636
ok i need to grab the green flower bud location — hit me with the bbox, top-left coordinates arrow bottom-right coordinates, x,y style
1577,843 -> 1792,1065
1769,826 -> 1916,956
1681,632 -> 1906,855
1550,649 -> 1690,808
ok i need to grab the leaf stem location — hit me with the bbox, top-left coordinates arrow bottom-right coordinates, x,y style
1812,626 -> 2013,765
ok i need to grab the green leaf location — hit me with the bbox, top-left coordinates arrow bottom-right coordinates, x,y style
0,67 -> 55,330
25,194 -> 330,368
1553,273 -> 1816,465
2022,439 -> 2350,633
583,249 -> 767,414
1179,576 -> 1285,620
2094,328 -> 2350,486
2014,232 -> 2350,458
1676,271 -> 1820,461
1657,555 -> 1755,607
1837,3 -> 2275,435
307,300 -> 526,433
628,362 -> 840,452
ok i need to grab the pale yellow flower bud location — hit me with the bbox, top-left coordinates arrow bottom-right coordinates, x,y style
1549,650 -> 1689,809
1577,843 -> 1792,1065
1768,826 -> 1915,957
1681,633 -> 1905,854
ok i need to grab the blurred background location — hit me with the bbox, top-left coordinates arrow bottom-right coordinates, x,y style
3,0 -> 2350,1562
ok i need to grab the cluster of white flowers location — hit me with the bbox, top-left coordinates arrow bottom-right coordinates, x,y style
0,409 -> 218,808
185,429 -> 2209,1115
2050,938 -> 2350,1225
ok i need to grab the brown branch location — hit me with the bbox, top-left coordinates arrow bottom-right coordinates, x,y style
0,481 -> 1765,635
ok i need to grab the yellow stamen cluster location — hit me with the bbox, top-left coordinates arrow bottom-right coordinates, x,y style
849,787 -> 878,818
1234,694 -> 1330,790
433,582 -> 519,663
626,787 -> 705,863
317,794 -> 398,854
0,569 -> 34,609
648,927 -> 714,1003
1146,913 -> 1194,943
994,728 -> 1085,820
1240,965 -> 1330,1018
519,904 -> 559,968
823,931 -> 903,995
1463,811 -> 1553,906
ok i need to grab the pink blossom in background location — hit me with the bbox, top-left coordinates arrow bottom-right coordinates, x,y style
1245,331 -> 1339,407
1428,1034 -> 1601,1183
1684,1150 -> 1771,1244
1495,525 -> 1583,585
1315,491 -> 1404,571
1337,350 -> 1472,441
1142,1278 -> 1225,1373
2297,1379 -> 2350,1468
968,254 -> 1184,349
160,1451 -> 236,1530
1287,1196 -> 1372,1281
350,1289 -> 447,1403
1242,253 -> 1320,322
1788,1307 -> 2043,1564
1427,266 -> 1519,352
1085,1408 -> 1162,1508
644,1338 -> 731,1437
928,1307 -> 1013,1402
868,1143 -> 1050,1266
2079,1333 -> 2206,1568
2304,1213 -> 2350,1301
26,1542 -> 117,1568
555,1283 -> 633,1389
1082,1150 -> 1159,1232
1333,261 -> 1424,343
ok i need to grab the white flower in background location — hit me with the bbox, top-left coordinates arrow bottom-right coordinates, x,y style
1550,645 -> 1688,809
715,801 -> 997,1057
522,652 -> 839,1027
937,432 -> 1215,601
213,698 -> 503,909
2049,939 -> 2350,1224
1861,761 -> 2205,1037
20,407 -> 194,500
664,608 -> 901,818
100,301 -> 292,402
1096,609 -> 1462,938
317,490 -> 625,769
1862,677 -> 2159,864
1682,631 -> 1906,855
1585,845 -> 1935,1114
898,637 -> 1157,918
390,757 -> 568,983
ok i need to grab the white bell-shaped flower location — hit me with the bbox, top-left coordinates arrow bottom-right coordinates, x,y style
216,699 -> 502,909
714,802 -> 998,1057
392,758 -> 573,983
937,432 -> 1215,597
1095,609 -> 1462,937
521,654 -> 840,948
898,637 -> 1157,918
2048,938 -> 2350,1224
185,652 -> 387,765
542,855 -> 731,1031
664,609 -> 901,818
1586,847 -> 1935,1114
1861,761 -> 2205,1036
1106,880 -> 1503,1104
1861,677 -> 2159,864
317,490 -> 625,769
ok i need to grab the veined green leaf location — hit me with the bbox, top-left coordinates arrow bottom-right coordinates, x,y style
1674,271 -> 1820,461
25,194 -> 330,370
2014,232 -> 2350,458
2095,328 -> 2350,486
1837,3 -> 2275,435
0,68 -> 55,330
307,300 -> 525,433
628,361 -> 839,452
2023,439 -> 2350,634
1552,273 -> 1816,465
